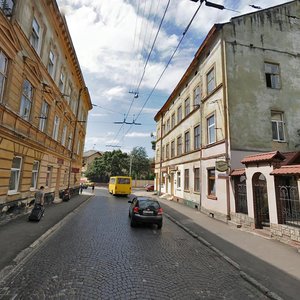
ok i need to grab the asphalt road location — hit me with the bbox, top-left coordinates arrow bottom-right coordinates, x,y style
0,189 -> 268,299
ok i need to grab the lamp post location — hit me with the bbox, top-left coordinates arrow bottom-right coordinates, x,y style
67,86 -> 88,191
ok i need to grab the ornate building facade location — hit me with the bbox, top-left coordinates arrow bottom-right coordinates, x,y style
0,0 -> 92,214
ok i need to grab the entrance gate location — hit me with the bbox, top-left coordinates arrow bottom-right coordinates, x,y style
252,173 -> 269,228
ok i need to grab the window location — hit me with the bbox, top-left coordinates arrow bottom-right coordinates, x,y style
166,118 -> 170,132
8,156 -> 22,192
31,161 -> 39,189
52,115 -> 60,141
177,106 -> 182,123
177,171 -> 181,188
156,148 -> 160,161
0,50 -> 8,103
39,100 -> 49,132
166,143 -> 169,159
194,125 -> 201,149
177,135 -> 182,156
77,140 -> 81,155
171,113 -> 175,128
194,168 -> 200,192
265,63 -> 280,89
61,125 -> 67,146
20,80 -> 33,121
0,0 -> 15,17
59,71 -> 65,93
184,169 -> 189,190
193,86 -> 200,106
184,98 -> 190,117
48,50 -> 55,78
162,145 -> 165,160
207,67 -> 215,94
184,131 -> 190,153
30,18 -> 40,52
46,166 -> 52,187
208,168 -> 216,196
171,140 -> 175,158
68,133 -> 73,150
207,114 -> 215,144
272,111 -> 285,141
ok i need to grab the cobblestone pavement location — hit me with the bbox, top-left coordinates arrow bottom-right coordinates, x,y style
0,189 -> 268,299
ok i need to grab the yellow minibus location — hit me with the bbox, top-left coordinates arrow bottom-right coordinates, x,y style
108,176 -> 132,196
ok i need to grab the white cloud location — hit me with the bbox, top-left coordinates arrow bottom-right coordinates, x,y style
125,132 -> 151,138
89,113 -> 108,117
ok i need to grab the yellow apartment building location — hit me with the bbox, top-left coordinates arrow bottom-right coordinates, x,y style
0,0 -> 92,214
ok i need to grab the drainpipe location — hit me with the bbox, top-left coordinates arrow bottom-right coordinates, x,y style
199,102 -> 203,211
221,29 -> 231,220
158,113 -> 164,196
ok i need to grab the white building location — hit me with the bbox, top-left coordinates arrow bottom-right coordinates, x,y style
154,0 -> 300,238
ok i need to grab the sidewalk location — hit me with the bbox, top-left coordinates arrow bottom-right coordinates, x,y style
0,192 -> 93,280
134,190 -> 300,300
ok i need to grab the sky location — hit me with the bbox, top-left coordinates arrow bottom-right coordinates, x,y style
56,0 -> 291,158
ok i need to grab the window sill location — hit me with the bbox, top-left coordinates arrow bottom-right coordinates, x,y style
184,190 -> 190,193
7,191 -> 20,196
194,191 -> 200,194
207,195 -> 217,200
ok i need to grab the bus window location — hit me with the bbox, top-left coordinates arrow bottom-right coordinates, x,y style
117,178 -> 130,184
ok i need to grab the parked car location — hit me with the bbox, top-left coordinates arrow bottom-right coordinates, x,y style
145,184 -> 154,192
128,197 -> 163,229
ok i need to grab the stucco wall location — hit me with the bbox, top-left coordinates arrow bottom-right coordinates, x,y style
223,1 -> 300,152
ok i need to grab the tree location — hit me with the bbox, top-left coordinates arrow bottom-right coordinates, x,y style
85,150 -> 129,182
130,147 -> 153,180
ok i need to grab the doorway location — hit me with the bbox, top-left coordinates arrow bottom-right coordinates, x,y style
252,173 -> 269,228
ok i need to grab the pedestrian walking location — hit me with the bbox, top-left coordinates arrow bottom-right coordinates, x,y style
35,186 -> 45,206
92,184 -> 95,193
29,186 -> 45,221
79,183 -> 83,194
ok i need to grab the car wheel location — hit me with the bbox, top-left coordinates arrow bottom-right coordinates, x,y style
157,223 -> 162,229
130,218 -> 136,227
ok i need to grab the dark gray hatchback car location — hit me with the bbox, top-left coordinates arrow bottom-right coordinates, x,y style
128,197 -> 163,229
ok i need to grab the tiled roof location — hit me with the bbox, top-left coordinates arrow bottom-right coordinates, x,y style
281,152 -> 300,165
270,165 -> 300,175
230,169 -> 246,176
241,151 -> 285,164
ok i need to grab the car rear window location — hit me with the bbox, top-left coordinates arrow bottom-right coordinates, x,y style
117,178 -> 130,184
138,200 -> 160,209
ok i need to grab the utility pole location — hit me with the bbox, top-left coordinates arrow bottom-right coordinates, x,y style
129,155 -> 133,177
67,86 -> 87,191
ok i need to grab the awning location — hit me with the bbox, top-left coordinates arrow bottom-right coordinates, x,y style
270,165 -> 300,176
230,168 -> 245,176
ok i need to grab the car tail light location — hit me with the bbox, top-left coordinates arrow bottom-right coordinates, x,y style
133,207 -> 139,213
157,208 -> 163,215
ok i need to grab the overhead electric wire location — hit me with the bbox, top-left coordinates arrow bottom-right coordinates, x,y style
133,1 -> 204,124
124,0 -> 171,123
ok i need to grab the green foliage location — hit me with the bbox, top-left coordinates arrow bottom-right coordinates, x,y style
85,148 -> 154,183
85,150 -> 129,182
130,147 -> 154,180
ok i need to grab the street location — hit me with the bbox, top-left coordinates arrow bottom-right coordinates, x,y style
0,188 -> 268,299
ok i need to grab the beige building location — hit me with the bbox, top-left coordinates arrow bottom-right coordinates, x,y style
154,1 -> 300,240
82,150 -> 102,174
0,0 -> 92,214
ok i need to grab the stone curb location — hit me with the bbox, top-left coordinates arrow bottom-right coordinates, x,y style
164,212 -> 284,300
0,195 -> 94,284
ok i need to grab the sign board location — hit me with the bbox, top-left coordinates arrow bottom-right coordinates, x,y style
57,158 -> 64,165
71,168 -> 80,173
216,160 -> 229,172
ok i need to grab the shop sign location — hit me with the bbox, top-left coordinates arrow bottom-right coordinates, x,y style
216,160 -> 229,172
